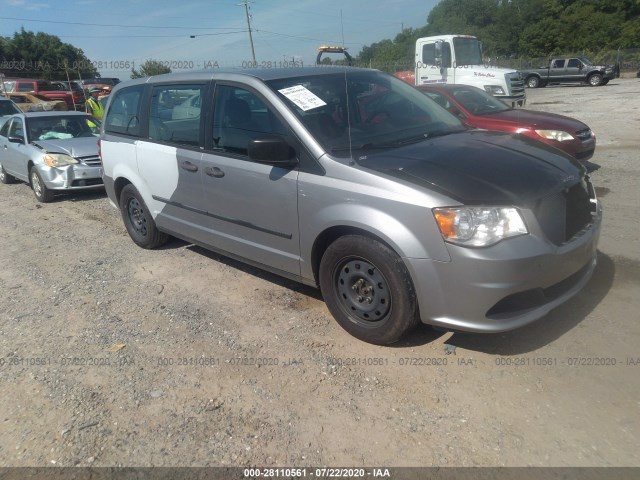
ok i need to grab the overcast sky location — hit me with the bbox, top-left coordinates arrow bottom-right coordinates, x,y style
1,0 -> 439,79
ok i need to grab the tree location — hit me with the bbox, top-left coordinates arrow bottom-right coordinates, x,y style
0,28 -> 98,80
131,60 -> 171,79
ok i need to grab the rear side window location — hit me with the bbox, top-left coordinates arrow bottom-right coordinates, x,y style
104,85 -> 144,137
148,84 -> 206,147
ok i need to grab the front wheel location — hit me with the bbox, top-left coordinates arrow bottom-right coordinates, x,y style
30,167 -> 54,202
319,235 -> 419,344
588,73 -> 603,86
526,76 -> 540,88
119,184 -> 168,249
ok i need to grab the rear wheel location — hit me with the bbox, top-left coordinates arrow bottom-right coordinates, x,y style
0,164 -> 16,184
119,184 -> 168,249
319,235 -> 419,345
30,167 -> 54,203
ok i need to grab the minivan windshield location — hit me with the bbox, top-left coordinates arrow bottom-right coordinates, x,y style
267,69 -> 465,158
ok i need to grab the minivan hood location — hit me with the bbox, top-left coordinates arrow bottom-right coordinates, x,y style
356,130 -> 584,206
31,136 -> 99,157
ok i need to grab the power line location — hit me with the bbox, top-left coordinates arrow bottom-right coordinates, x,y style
0,16 -> 242,30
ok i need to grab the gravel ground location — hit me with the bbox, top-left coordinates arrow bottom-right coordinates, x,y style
0,77 -> 639,470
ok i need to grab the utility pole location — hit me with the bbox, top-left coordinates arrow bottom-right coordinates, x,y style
239,0 -> 257,65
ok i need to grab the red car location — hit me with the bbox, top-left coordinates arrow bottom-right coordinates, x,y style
417,84 -> 596,162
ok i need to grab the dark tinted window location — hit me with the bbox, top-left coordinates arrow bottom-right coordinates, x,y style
0,100 -> 21,117
212,85 -> 287,157
0,119 -> 10,137
104,85 -> 144,137
567,59 -> 581,68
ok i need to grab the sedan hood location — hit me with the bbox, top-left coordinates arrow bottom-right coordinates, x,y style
357,130 -> 584,206
31,136 -> 99,158
484,109 -> 589,132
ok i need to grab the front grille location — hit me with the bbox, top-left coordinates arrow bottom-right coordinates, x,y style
78,155 -> 102,166
507,74 -> 525,97
575,128 -> 592,141
71,178 -> 103,187
534,179 -> 597,245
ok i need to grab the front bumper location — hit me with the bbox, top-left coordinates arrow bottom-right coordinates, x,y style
37,164 -> 104,190
406,202 -> 602,333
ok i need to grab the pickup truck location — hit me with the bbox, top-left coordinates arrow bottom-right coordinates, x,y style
2,79 -> 77,110
521,57 -> 615,88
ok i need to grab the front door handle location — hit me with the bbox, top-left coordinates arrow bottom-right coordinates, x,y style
205,166 -> 225,178
180,161 -> 198,172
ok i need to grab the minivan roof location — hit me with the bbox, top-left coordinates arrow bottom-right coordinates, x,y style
119,66 -> 375,86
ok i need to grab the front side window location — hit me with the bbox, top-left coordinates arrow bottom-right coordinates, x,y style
148,84 -> 205,146
8,119 -> 25,141
567,59 -> 581,68
212,85 -> 287,157
104,85 -> 144,137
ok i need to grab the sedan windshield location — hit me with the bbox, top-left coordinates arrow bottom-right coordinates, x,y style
267,70 -> 465,157
447,86 -> 511,116
26,115 -> 101,141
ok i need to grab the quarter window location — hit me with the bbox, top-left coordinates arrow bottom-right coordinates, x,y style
148,84 -> 205,147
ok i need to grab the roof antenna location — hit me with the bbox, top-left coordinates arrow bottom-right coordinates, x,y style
340,9 -> 354,164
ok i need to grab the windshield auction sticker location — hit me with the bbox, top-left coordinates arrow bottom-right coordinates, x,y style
278,85 -> 326,111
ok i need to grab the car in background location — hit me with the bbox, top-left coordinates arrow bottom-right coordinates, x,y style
6,93 -> 68,112
82,77 -> 120,87
2,79 -> 76,110
0,96 -> 22,126
417,84 -> 596,162
52,81 -> 87,109
0,112 -> 103,202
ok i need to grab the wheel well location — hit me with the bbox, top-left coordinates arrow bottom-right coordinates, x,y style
27,161 -> 35,183
113,177 -> 132,203
310,226 -> 397,285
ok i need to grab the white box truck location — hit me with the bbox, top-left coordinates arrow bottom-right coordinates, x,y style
413,34 -> 526,107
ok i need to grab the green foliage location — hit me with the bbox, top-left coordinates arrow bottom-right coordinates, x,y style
0,28 -> 98,80
131,60 -> 171,79
355,0 -> 640,70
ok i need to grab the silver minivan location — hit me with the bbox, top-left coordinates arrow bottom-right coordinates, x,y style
99,68 -> 601,344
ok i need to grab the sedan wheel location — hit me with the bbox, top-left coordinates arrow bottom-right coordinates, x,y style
0,164 -> 16,184
30,168 -> 54,202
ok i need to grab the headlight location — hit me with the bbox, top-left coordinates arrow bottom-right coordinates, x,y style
433,207 -> 528,247
43,153 -> 79,167
483,85 -> 505,95
535,129 -> 574,142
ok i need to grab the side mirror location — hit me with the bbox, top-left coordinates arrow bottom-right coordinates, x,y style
8,136 -> 24,144
248,136 -> 297,167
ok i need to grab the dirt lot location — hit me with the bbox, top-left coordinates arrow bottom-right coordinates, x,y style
1,78 -> 639,471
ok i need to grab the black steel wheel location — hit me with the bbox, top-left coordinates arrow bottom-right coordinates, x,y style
119,184 -> 168,249
319,235 -> 419,344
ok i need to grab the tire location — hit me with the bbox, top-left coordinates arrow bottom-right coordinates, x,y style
119,184 -> 168,249
30,167 -> 54,203
319,235 -> 419,345
0,164 -> 16,184
526,76 -> 540,88
588,73 -> 603,86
